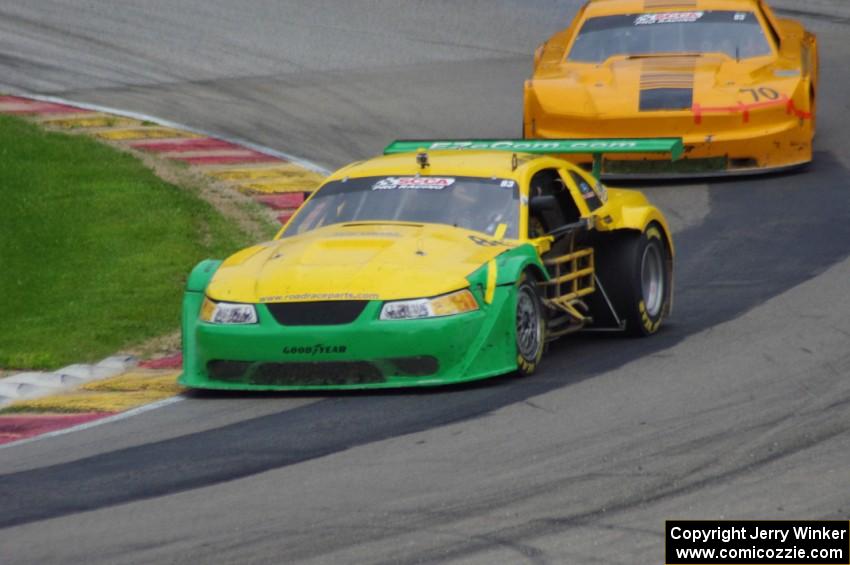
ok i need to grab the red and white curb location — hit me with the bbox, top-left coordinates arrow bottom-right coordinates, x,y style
0,93 -> 330,225
2,93 -> 330,174
0,397 -> 185,449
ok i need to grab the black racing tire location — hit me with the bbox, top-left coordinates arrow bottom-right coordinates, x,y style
600,225 -> 671,337
515,276 -> 545,376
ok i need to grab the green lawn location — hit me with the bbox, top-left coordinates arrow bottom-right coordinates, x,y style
0,115 -> 252,370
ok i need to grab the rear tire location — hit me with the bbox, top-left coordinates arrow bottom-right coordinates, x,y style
515,277 -> 545,376
600,225 -> 671,337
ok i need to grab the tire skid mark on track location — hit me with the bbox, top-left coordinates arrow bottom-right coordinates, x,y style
268,347 -> 850,564
374,404 -> 850,565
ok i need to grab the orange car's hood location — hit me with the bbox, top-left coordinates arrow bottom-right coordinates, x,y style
532,55 -> 797,116
205,223 -> 513,303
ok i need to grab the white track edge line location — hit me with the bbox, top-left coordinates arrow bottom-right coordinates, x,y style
0,396 -> 185,451
20,93 -> 332,175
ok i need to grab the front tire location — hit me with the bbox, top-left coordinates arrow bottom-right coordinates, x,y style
603,225 -> 671,337
515,277 -> 545,376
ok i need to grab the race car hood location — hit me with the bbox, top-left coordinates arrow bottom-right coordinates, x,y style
205,223 -> 513,303
531,55 -> 798,116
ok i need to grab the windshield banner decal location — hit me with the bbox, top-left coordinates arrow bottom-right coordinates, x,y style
372,177 -> 456,191
635,12 -> 704,25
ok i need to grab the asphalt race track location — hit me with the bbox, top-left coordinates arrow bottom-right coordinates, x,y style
1,2 -> 849,563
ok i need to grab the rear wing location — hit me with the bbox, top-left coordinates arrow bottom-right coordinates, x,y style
383,138 -> 684,180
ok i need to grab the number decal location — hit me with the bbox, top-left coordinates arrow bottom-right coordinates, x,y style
739,88 -> 757,101
739,87 -> 780,102
760,87 -> 780,100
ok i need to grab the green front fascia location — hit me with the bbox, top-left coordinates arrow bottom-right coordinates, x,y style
178,244 -> 548,391
179,285 -> 518,391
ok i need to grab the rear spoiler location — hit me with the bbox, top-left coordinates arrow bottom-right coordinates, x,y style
383,138 -> 684,180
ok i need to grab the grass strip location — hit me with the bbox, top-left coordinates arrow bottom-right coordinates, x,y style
0,115 -> 252,369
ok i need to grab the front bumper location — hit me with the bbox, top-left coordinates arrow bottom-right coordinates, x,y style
179,289 -> 518,391
525,97 -> 814,178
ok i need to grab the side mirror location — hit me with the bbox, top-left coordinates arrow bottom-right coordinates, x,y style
529,194 -> 558,214
534,42 -> 546,67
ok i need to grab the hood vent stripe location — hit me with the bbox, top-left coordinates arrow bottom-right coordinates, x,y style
640,59 -> 695,91
639,59 -> 694,111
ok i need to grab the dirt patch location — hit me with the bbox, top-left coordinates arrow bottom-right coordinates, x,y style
40,124 -> 279,243
123,330 -> 182,360
135,153 -> 279,243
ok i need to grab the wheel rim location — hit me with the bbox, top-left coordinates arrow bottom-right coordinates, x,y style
516,286 -> 542,360
641,242 -> 665,318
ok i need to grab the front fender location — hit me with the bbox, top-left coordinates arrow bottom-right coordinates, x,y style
186,259 -> 223,292
495,244 -> 549,285
181,259 -> 221,381
618,206 -> 675,256
465,244 -> 547,306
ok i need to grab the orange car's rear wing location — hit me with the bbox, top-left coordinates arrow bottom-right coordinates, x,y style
383,138 -> 684,180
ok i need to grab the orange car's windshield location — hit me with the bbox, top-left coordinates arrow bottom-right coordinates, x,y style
568,11 -> 772,63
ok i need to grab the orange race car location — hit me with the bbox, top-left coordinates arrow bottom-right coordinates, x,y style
523,0 -> 818,177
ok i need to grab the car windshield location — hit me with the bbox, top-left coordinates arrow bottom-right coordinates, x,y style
283,175 -> 520,239
568,11 -> 772,63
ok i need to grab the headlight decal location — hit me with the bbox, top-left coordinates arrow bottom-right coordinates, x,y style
200,298 -> 258,325
380,298 -> 431,321
380,290 -> 479,321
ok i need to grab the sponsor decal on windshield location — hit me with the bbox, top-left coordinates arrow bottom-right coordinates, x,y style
372,177 -> 456,190
635,12 -> 704,25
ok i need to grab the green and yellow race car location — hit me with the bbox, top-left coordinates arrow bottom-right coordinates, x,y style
179,139 -> 678,390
